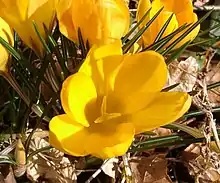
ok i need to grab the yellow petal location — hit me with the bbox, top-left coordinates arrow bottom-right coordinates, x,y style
71,0 -> 130,45
79,40 -> 122,76
106,91 -> 156,115
79,41 -> 123,95
136,0 -> 152,45
91,137 -> 133,159
172,13 -> 200,48
27,0 -> 58,54
61,73 -> 97,127
150,11 -> 178,41
136,0 -> 151,27
49,114 -> 89,156
56,0 -> 77,41
137,0 -> 196,47
0,17 -> 14,73
86,120 -> 134,159
128,42 -> 141,54
160,0 -> 193,14
0,0 -> 57,56
131,92 -> 192,134
49,114 -> 134,159
0,0 -> 28,21
114,51 -> 167,95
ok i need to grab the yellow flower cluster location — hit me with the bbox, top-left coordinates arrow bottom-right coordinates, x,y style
0,0 -> 200,159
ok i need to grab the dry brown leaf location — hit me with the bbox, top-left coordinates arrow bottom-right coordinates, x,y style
182,143 -> 220,183
0,165 -> 16,183
168,57 -> 199,92
26,129 -> 83,183
130,155 -> 172,183
153,128 -> 172,137
206,62 -> 220,106
102,158 -> 118,179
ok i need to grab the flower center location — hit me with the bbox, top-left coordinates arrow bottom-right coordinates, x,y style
94,96 -> 121,124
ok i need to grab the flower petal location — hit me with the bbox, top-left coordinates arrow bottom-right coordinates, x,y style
106,91 -> 156,115
71,0 -> 130,45
136,0 -> 151,26
114,51 -> 167,95
86,120 -> 134,159
136,0 -> 152,45
131,92 -> 192,134
61,72 -> 97,127
0,0 -> 57,55
91,138 -> 133,159
79,40 -> 122,76
79,41 -> 123,95
173,12 -> 200,48
56,0 -> 77,41
49,114 -> 135,159
49,114 -> 89,156
0,17 -> 14,72
160,0 -> 193,14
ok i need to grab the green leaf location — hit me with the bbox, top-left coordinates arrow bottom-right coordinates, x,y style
161,10 -> 214,56
0,37 -> 21,60
142,23 -> 189,52
161,83 -> 180,92
123,7 -> 164,53
153,13 -> 174,43
184,107 -> 220,118
27,146 -> 52,162
25,99 -> 53,153
32,21 -> 51,54
165,41 -> 191,64
0,156 -> 16,165
130,134 -> 203,153
164,123 -> 203,138
122,8 -> 152,43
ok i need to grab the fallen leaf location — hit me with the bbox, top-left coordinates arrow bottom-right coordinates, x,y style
182,143 -> 220,182
153,128 -> 172,137
206,62 -> 220,106
102,158 -> 118,179
168,57 -> 199,92
26,129 -> 84,183
130,155 -> 172,183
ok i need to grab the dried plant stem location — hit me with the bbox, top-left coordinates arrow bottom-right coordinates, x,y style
122,154 -> 132,183
192,47 -> 220,150
85,159 -> 110,183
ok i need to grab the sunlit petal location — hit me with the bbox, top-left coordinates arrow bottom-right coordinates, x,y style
131,92 -> 192,133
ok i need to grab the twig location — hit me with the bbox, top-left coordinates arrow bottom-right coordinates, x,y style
85,159 -> 110,183
192,47 -> 220,150
122,154 -> 132,183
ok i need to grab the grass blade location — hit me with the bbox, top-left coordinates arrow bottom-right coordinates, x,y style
122,8 -> 152,43
123,7 -> 164,53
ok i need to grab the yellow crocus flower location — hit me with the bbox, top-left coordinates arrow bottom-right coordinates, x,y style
49,41 -> 191,159
0,0 -> 58,56
0,17 -> 14,73
137,0 -> 200,48
56,0 -> 130,45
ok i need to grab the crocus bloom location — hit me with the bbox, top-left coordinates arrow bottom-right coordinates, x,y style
0,0 -> 58,56
56,0 -> 130,45
0,17 -> 14,73
137,0 -> 200,48
49,41 -> 191,159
